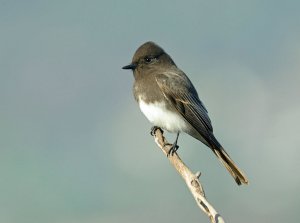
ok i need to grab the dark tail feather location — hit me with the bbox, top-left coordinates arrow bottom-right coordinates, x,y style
212,145 -> 249,185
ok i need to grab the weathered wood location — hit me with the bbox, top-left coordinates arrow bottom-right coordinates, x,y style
153,128 -> 225,223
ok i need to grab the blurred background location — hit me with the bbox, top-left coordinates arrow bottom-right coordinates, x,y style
1,0 -> 299,222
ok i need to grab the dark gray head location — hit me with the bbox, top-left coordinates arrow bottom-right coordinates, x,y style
122,42 -> 176,75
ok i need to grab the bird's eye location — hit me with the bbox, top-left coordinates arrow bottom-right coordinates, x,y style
144,56 -> 153,63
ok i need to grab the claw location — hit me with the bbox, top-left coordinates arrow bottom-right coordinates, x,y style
150,126 -> 162,136
167,132 -> 180,157
167,144 -> 179,157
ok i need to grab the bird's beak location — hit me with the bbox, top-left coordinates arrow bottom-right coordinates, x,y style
122,63 -> 137,70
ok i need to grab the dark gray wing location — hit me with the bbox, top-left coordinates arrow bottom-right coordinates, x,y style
156,71 -> 214,143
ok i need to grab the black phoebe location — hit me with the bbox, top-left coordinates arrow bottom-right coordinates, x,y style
122,41 -> 248,185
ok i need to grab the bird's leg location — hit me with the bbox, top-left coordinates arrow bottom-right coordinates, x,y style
150,126 -> 163,136
167,132 -> 180,156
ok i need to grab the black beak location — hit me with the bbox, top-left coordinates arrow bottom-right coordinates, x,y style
122,63 -> 137,70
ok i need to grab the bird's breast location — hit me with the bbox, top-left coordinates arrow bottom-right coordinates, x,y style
138,98 -> 188,133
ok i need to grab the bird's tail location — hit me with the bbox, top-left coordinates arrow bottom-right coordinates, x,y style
211,144 -> 249,186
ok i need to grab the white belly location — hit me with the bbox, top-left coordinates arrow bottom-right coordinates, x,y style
138,99 -> 188,133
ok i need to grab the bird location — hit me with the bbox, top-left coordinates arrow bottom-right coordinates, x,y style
122,41 -> 248,185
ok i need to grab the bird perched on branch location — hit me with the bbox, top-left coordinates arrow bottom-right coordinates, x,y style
123,41 -> 248,185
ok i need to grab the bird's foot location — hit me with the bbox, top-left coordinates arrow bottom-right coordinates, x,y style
150,126 -> 163,136
167,132 -> 180,157
167,143 -> 179,157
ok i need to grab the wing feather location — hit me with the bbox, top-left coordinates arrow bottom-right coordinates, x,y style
156,71 -> 213,143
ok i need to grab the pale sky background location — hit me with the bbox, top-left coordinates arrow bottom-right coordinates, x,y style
1,1 -> 300,223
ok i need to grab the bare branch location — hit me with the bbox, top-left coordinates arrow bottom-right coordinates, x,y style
152,128 -> 225,223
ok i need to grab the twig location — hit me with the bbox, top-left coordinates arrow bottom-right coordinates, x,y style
152,128 -> 225,223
